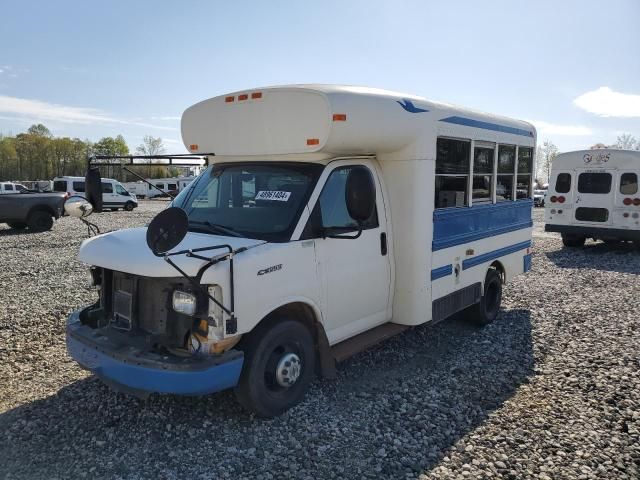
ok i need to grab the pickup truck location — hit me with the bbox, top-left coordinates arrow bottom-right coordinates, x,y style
0,192 -> 66,231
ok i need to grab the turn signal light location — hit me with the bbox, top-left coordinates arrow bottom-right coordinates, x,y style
634,198 -> 640,206
333,113 -> 347,121
306,138 -> 320,146
623,198 -> 633,206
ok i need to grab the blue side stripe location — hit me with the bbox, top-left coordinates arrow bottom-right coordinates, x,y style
431,264 -> 453,281
440,116 -> 533,137
433,200 -> 533,251
462,240 -> 532,270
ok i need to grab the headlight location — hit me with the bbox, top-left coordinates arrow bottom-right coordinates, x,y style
173,290 -> 197,316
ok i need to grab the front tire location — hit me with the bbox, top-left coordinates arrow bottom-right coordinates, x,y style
562,234 -> 585,247
234,320 -> 315,417
466,269 -> 503,326
27,210 -> 54,232
124,202 -> 135,211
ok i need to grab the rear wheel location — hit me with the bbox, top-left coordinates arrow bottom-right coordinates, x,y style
562,234 -> 586,247
7,222 -> 27,230
234,320 -> 315,417
27,210 -> 54,232
466,269 -> 502,326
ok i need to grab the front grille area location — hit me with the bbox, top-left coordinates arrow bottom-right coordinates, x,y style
99,269 -> 201,348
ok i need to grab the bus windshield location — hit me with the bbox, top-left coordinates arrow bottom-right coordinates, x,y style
172,162 -> 323,242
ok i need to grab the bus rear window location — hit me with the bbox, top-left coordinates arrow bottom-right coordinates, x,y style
578,172 -> 611,194
620,173 -> 638,195
555,173 -> 571,193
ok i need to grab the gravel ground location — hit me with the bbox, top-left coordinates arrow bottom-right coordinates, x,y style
1,205 -> 639,479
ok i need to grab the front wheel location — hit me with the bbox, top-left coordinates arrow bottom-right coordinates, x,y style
234,320 -> 315,417
465,269 -> 503,326
7,222 -> 27,230
562,234 -> 585,247
124,202 -> 135,211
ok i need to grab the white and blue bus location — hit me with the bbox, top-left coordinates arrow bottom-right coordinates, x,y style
66,85 -> 535,416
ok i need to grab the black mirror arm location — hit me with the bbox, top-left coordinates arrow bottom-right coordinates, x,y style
323,222 -> 363,240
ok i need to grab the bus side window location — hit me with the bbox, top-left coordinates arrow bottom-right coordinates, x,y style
620,173 -> 638,195
555,173 -> 571,193
497,145 -> 515,202
435,138 -> 470,208
516,147 -> 533,199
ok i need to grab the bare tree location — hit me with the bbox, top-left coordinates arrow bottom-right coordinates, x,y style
614,133 -> 638,150
136,135 -> 166,177
538,140 -> 558,185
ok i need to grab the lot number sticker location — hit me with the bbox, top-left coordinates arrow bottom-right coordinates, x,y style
255,190 -> 291,202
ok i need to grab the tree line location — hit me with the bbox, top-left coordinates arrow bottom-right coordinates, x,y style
0,124 -> 182,182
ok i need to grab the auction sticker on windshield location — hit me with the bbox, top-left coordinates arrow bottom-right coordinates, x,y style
255,191 -> 291,201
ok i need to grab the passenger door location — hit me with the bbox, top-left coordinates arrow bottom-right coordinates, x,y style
305,161 -> 391,344
101,182 -> 118,208
573,169 -> 615,225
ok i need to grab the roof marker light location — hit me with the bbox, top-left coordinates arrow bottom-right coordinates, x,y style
333,113 -> 347,121
189,144 -> 199,151
306,138 -> 320,146
225,96 -> 234,103
238,94 -> 248,101
251,92 -> 262,99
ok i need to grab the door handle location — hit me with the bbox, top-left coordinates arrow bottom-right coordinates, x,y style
380,232 -> 387,256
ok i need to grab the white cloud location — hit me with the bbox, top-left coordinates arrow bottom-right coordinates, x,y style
528,119 -> 593,136
0,94 -> 178,131
574,86 -> 640,118
151,116 -> 181,121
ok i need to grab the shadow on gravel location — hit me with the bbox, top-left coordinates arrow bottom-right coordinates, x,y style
546,241 -> 640,274
0,308 -> 534,479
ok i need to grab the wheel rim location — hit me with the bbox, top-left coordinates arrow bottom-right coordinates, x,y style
264,343 -> 303,392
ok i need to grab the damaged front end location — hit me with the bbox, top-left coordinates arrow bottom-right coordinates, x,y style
66,268 -> 244,396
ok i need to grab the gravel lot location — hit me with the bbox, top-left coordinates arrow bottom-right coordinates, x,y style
1,204 -> 638,479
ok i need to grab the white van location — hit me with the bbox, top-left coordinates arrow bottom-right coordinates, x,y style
53,176 -> 138,211
66,85 -> 535,416
545,149 -> 640,247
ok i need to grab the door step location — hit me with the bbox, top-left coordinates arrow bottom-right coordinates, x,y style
331,323 -> 409,362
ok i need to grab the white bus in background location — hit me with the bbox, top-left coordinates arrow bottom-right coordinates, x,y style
545,149 -> 640,247
123,177 -> 195,198
53,176 -> 138,211
66,85 -> 536,416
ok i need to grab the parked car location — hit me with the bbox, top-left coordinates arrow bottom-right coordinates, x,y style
533,189 -> 547,207
0,182 -> 28,194
0,191 -> 66,231
53,176 -> 138,211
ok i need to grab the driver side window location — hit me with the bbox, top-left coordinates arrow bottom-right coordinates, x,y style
303,166 -> 378,238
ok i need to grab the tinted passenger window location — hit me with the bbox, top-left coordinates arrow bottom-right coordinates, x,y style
472,146 -> 494,203
620,173 -> 638,195
319,166 -> 378,229
168,183 -> 177,190
496,145 -> 515,202
435,138 -> 470,208
73,181 -> 85,192
517,147 -> 533,198
5,184 -> 13,191
578,173 -> 612,194
555,173 -> 571,193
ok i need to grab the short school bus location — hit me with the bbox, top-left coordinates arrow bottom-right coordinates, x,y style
66,85 -> 536,416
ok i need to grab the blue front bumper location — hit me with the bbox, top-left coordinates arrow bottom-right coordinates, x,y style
66,309 -> 244,396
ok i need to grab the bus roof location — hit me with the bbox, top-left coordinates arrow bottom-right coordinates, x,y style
552,149 -> 640,170
181,84 -> 536,158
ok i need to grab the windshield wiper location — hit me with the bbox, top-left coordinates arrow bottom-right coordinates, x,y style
188,220 -> 243,237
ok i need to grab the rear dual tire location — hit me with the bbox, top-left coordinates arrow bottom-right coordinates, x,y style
466,269 -> 503,326
561,234 -> 585,248
234,319 -> 315,418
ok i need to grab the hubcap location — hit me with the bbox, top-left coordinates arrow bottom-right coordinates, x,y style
275,353 -> 301,387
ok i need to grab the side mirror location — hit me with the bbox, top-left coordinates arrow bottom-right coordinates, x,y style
85,167 -> 103,213
146,207 -> 189,256
64,196 -> 94,218
345,166 -> 376,223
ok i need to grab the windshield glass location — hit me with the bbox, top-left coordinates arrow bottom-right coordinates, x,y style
172,162 -> 323,242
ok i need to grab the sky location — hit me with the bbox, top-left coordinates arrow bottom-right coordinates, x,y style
0,0 -> 639,153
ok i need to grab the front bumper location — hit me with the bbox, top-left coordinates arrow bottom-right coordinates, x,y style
66,309 -> 244,396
